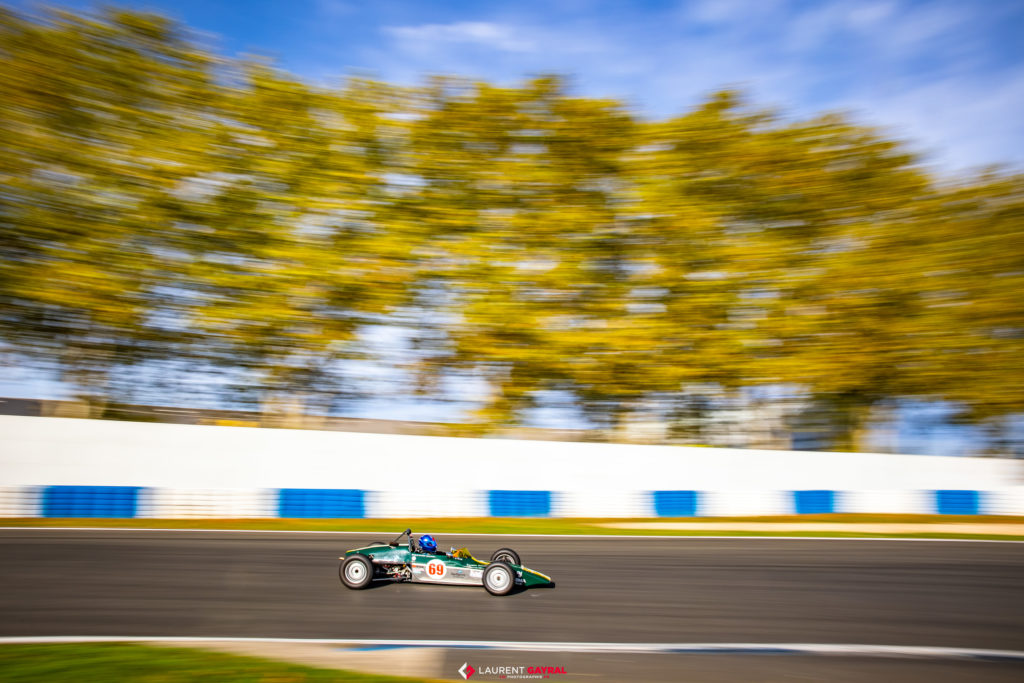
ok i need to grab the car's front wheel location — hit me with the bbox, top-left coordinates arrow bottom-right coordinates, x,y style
340,555 -> 374,589
483,561 -> 515,596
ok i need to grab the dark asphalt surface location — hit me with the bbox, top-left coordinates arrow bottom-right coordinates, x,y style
2,529 -> 1023,680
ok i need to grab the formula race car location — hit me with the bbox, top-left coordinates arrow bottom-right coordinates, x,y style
339,529 -> 554,596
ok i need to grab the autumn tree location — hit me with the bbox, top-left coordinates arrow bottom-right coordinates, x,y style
395,76 -> 639,428
0,7 -> 216,406
1,5 -> 1021,452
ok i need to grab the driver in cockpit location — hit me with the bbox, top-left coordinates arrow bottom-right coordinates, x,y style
417,534 -> 464,558
417,534 -> 443,554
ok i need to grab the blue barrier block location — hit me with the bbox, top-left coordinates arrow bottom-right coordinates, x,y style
278,489 -> 365,518
488,490 -> 551,517
653,490 -> 699,517
793,490 -> 836,514
935,490 -> 980,515
42,486 -> 141,518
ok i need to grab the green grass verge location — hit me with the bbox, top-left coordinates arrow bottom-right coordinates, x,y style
2,515 -> 1023,540
0,643 -> 436,683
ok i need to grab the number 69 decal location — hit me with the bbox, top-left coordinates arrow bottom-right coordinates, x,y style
426,560 -> 446,578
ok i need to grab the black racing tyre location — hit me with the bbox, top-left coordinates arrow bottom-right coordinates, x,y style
483,561 -> 515,596
489,547 -> 521,565
340,555 -> 374,589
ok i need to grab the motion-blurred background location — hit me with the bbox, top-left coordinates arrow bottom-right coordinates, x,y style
1,1 -> 1022,456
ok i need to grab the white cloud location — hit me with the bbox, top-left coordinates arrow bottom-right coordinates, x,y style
682,0 -> 788,26
784,1 -> 896,52
384,21 -> 536,53
884,1 -> 966,52
850,69 -> 1024,171
845,1 -> 897,30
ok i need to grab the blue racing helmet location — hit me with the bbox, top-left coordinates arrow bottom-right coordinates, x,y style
419,534 -> 437,552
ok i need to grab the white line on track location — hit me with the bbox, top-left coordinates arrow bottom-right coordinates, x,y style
1,637 -> 1023,660
1,527 -> 1023,542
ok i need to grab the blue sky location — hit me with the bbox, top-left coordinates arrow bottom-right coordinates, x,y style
9,0 -> 1024,171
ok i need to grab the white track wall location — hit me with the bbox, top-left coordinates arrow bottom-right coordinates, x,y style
1,415 -> 1022,517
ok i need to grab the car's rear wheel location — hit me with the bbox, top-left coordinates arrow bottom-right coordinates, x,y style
483,561 -> 514,596
340,555 -> 374,589
490,547 -> 521,565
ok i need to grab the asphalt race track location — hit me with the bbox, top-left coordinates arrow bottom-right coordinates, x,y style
2,529 -> 1023,681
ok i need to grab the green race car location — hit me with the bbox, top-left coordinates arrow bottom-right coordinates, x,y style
339,529 -> 555,596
